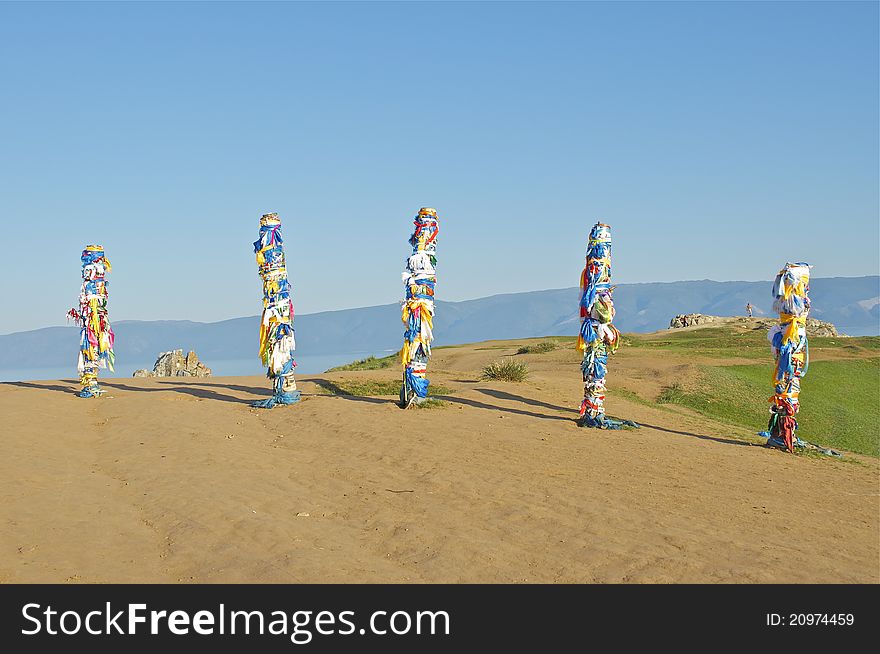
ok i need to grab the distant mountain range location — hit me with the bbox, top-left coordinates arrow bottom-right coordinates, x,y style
0,276 -> 876,371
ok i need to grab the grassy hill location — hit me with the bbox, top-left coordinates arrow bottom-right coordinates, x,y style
655,359 -> 878,456
625,327 -> 878,455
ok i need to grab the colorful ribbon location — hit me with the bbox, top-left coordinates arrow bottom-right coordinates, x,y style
577,223 -> 634,429
765,262 -> 811,452
399,208 -> 439,407
67,245 -> 114,398
252,213 -> 300,409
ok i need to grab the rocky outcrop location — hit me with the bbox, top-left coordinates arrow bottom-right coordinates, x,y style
668,314 -> 842,337
803,319 -> 840,337
133,350 -> 212,378
669,314 -> 718,328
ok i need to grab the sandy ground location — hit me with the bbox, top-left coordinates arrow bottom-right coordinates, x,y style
1,337 -> 877,583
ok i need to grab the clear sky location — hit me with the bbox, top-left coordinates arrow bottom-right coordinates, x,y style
0,1 -> 877,335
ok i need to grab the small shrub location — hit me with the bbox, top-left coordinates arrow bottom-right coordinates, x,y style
315,379 -> 401,396
481,358 -> 529,382
657,383 -> 686,404
428,385 -> 454,396
516,341 -> 558,355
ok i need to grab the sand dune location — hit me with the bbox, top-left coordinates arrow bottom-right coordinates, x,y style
1,338 -> 877,583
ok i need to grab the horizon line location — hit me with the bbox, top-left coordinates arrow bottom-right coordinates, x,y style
2,273 -> 877,338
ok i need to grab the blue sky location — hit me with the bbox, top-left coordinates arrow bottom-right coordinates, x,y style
0,1 -> 877,334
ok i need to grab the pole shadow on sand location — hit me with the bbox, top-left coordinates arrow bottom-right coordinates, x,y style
473,387 -> 755,448
3,382 -> 759,447
432,394 -> 572,422
90,381 -> 254,405
474,388 -> 579,415
3,380 -> 252,405
635,421 -> 756,448
2,380 -> 81,394
155,379 -> 267,396
299,379 -> 395,405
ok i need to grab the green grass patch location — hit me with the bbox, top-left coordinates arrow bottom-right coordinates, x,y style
475,336 -> 574,352
516,341 -> 558,355
626,328 -> 772,360
614,387 -> 672,412
315,378 -> 453,397
657,383 -> 688,405
625,330 -> 880,361
656,358 -> 879,456
326,353 -> 398,372
411,398 -> 449,409
808,335 -> 880,356
314,379 -> 401,396
481,358 -> 529,382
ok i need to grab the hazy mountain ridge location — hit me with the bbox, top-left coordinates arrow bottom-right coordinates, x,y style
1,276 -> 876,370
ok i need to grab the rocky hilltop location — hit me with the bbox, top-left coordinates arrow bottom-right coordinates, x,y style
133,350 -> 212,378
669,314 -> 841,337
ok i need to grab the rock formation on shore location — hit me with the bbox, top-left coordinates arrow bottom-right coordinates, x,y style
132,350 -> 212,378
668,314 -> 841,337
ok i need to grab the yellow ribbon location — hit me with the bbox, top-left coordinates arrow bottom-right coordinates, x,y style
779,313 -> 806,346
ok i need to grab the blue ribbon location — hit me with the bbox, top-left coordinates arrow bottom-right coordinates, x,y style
404,367 -> 429,398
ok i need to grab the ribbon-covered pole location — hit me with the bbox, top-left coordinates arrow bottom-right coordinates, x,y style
252,212 -> 300,409
67,245 -> 115,398
577,223 -> 628,429
399,207 -> 439,408
765,262 -> 811,452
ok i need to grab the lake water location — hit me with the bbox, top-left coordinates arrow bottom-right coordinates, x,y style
0,351 -> 391,383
